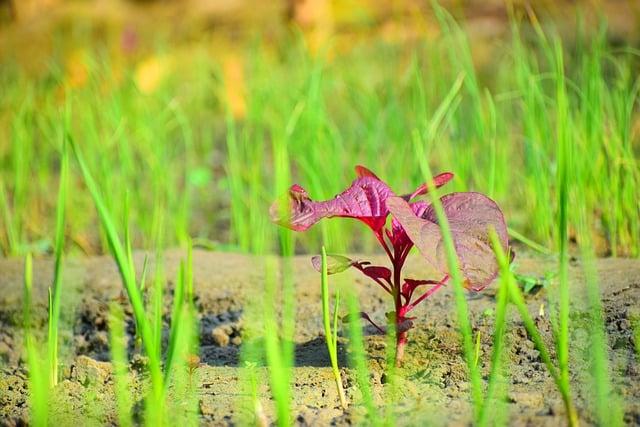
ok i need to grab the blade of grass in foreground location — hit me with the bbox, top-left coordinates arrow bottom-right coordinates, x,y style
412,74 -> 484,421
574,186 -> 623,425
263,256 -> 292,427
23,253 -> 48,427
47,139 -> 68,387
478,229 -> 513,426
491,231 -> 579,425
109,302 -> 133,427
553,39 -> 577,427
320,246 -> 347,409
165,245 -> 200,424
344,291 -> 379,426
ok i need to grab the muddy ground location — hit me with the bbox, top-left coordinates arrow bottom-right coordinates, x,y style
0,249 -> 639,426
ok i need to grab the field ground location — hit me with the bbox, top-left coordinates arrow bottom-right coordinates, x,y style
1,248 -> 639,425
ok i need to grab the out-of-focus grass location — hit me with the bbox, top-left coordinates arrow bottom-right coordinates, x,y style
23,253 -> 49,427
0,10 -> 638,258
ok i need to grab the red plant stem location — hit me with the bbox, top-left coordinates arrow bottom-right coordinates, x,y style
392,246 -> 405,365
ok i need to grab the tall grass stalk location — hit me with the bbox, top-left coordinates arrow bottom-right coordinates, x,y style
344,291 -> 378,425
574,145 -> 623,425
165,245 -> 199,425
412,75 -> 484,419
109,302 -> 133,427
553,39 -> 578,427
47,139 -> 68,387
263,257 -> 292,427
320,246 -> 347,409
23,253 -> 48,427
478,230 -> 514,426
491,233 -> 578,425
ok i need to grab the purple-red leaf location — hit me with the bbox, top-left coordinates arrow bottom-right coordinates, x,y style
310,254 -> 354,275
361,265 -> 392,282
386,193 -> 509,291
269,177 -> 395,232
401,278 -> 440,297
405,172 -> 455,200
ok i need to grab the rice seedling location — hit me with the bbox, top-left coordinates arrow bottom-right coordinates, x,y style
344,291 -> 379,426
490,231 -> 579,426
478,230 -> 511,427
47,136 -> 68,387
320,246 -> 347,409
108,302 -> 133,427
23,253 -> 49,427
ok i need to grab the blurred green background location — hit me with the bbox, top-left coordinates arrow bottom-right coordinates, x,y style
0,0 -> 639,257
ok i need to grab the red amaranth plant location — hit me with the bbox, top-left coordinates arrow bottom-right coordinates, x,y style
270,165 -> 509,363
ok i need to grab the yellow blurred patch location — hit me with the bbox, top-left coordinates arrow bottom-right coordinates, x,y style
222,54 -> 246,119
291,0 -> 334,55
135,55 -> 170,94
65,50 -> 88,89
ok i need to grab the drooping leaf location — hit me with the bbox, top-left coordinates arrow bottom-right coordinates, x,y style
270,177 -> 395,232
387,193 -> 509,291
360,265 -> 392,282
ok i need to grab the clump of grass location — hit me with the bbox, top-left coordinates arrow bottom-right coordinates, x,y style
70,136 -> 165,420
70,135 -> 199,424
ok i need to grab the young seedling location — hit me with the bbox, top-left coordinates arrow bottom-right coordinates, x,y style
23,253 -> 49,427
48,139 -> 68,387
271,165 -> 509,364
320,246 -> 347,409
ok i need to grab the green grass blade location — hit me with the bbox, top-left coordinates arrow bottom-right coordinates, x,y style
412,75 -> 484,420
321,246 -> 347,409
47,138 -> 68,387
24,253 -> 49,427
344,291 -> 379,426
109,302 -> 133,427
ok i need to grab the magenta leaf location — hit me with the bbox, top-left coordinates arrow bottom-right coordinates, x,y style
401,278 -> 441,298
405,172 -> 455,200
386,193 -> 509,291
269,176 -> 395,232
361,265 -> 392,282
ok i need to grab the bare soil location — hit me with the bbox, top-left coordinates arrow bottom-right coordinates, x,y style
1,250 -> 639,426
